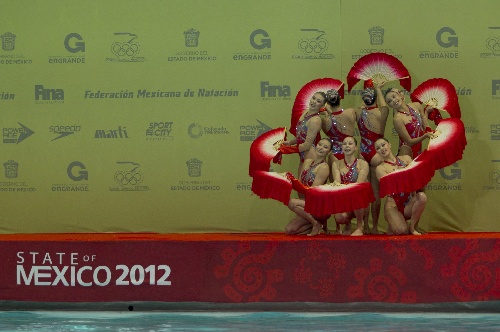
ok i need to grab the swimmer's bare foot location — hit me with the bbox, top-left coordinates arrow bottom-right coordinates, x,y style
410,228 -> 422,236
342,222 -> 351,235
320,220 -> 330,235
415,227 -> 426,234
333,224 -> 342,235
371,226 -> 381,234
351,229 -> 363,236
307,223 -> 325,236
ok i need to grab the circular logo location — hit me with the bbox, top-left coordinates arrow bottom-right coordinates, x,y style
111,42 -> 139,57
489,170 -> 500,185
188,123 -> 203,139
114,171 -> 143,186
486,37 -> 500,54
298,38 -> 328,54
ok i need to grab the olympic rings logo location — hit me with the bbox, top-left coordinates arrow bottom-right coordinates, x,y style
111,42 -> 140,57
114,171 -> 143,186
486,37 -> 500,53
298,38 -> 328,54
489,170 -> 500,185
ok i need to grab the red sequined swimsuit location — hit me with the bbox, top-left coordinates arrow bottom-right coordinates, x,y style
340,159 -> 359,185
296,112 -> 319,162
358,108 -> 383,163
398,106 -> 424,158
325,110 -> 349,160
300,161 -> 329,220
386,157 -> 413,214
300,161 -> 326,187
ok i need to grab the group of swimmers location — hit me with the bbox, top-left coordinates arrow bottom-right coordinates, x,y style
278,80 -> 438,237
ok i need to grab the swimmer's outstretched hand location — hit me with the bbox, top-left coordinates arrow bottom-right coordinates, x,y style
430,130 -> 441,139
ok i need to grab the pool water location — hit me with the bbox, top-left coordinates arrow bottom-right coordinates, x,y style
1,311 -> 499,331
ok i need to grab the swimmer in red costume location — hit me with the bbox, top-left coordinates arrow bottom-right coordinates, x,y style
374,137 -> 427,236
280,92 -> 326,174
355,81 -> 388,234
384,88 -> 433,158
286,138 -> 332,236
331,136 -> 370,236
319,89 -> 356,181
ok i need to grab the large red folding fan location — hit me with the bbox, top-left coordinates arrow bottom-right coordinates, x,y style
249,127 -> 286,176
427,118 -> 467,170
410,78 -> 461,119
379,150 -> 435,198
251,171 -> 293,206
347,52 -> 411,92
290,78 -> 344,136
304,182 -> 375,216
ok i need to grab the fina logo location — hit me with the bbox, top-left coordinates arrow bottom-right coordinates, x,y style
492,80 -> 500,97
67,161 -> 88,181
260,81 -> 291,98
439,162 -> 461,180
250,29 -> 271,50
35,84 -> 64,101
436,27 -> 458,48
64,33 -> 85,53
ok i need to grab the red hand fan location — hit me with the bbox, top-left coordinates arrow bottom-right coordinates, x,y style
304,182 -> 375,215
251,171 -> 293,206
249,127 -> 286,176
379,150 -> 435,198
291,77 -> 344,136
347,52 -> 411,92
427,118 -> 467,170
410,78 -> 461,118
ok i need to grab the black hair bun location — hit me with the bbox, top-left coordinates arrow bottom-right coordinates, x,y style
326,89 -> 339,104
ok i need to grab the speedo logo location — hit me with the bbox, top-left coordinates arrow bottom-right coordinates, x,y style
49,125 -> 81,141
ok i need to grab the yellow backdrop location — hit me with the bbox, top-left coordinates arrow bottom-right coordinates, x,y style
0,0 -> 498,233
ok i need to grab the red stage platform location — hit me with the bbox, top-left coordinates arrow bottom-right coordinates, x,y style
0,232 -> 499,310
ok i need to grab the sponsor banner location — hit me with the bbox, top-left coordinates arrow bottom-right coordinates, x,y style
1,234 -> 500,303
0,0 -> 499,234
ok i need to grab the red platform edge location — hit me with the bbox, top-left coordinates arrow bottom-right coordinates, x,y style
1,232 -> 499,305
